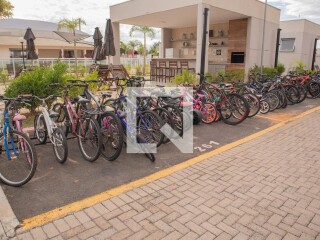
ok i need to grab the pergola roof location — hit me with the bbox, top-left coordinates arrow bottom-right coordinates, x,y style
110,0 -> 280,28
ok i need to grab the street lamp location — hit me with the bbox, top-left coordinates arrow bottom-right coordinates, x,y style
260,0 -> 268,75
19,37 -> 26,70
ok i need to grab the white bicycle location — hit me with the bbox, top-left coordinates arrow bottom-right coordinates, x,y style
33,95 -> 68,163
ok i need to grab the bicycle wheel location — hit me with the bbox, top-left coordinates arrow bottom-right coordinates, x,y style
137,110 -> 164,148
259,100 -> 270,114
201,103 -> 217,124
219,94 -> 249,125
296,85 -> 307,103
163,105 -> 184,137
153,108 -> 174,144
100,112 -> 124,161
78,118 -> 102,162
265,92 -> 280,112
0,130 -> 37,187
34,114 -> 47,144
307,82 -> 320,98
137,134 -> 155,162
243,93 -> 260,118
52,128 -> 68,164
286,85 -> 300,105
52,103 -> 70,137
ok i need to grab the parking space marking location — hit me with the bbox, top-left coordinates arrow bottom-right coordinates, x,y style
21,105 -> 320,230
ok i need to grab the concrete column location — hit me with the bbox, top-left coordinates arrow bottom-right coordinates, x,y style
196,3 -> 210,74
112,22 -> 121,64
161,28 -> 172,58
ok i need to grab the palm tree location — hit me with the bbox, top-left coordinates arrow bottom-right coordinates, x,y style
120,41 -> 128,55
149,41 -> 161,56
129,26 -> 156,75
0,0 -> 14,19
127,40 -> 142,56
57,18 -> 86,78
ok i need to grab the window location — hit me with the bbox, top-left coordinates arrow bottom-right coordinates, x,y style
280,38 -> 295,51
9,48 -> 26,58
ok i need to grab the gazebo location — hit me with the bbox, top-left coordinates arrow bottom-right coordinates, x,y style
110,0 -> 280,77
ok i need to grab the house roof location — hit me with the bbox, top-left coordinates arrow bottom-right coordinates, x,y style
0,19 -> 91,43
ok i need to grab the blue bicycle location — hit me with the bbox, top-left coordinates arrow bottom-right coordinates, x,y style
104,78 -> 165,162
0,96 -> 38,187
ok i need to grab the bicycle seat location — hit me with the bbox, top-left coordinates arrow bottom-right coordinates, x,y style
197,93 -> 205,98
49,110 -> 59,118
13,114 -> 26,122
74,96 -> 90,104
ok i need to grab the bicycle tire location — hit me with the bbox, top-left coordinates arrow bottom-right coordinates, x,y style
259,100 -> 270,114
137,110 -> 164,148
100,112 -> 124,161
52,128 -> 68,164
265,92 -> 280,112
34,114 -> 48,144
163,105 -> 184,137
219,93 -> 249,125
78,118 -> 102,162
201,103 -> 217,124
243,93 -> 260,118
137,134 -> 155,162
296,85 -> 307,103
286,85 -> 300,105
0,130 -> 38,187
153,108 -> 174,144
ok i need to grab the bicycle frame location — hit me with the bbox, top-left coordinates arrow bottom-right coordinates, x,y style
36,105 -> 57,141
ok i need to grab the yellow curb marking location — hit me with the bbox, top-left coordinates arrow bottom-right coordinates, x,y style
22,106 -> 320,230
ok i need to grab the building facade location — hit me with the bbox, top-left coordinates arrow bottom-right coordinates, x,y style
278,20 -> 320,72
0,19 -> 93,60
110,0 -> 281,77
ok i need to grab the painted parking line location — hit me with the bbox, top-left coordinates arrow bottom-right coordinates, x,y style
21,105 -> 320,230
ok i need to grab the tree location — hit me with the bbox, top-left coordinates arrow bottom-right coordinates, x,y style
120,41 -> 127,55
127,40 -> 142,56
137,45 -> 146,56
57,18 -> 86,78
149,41 -> 161,56
129,26 -> 156,75
0,0 -> 14,19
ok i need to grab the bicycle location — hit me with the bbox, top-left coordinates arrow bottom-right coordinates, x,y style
50,83 -> 102,162
65,79 -> 124,162
33,95 -> 68,163
0,96 -> 38,187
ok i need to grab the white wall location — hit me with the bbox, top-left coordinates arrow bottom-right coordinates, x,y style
245,17 -> 279,75
279,20 -> 320,71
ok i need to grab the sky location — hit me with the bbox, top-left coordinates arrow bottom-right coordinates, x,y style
9,0 -> 320,46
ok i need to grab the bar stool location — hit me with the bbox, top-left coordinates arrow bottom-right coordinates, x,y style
168,61 -> 179,82
158,61 -> 167,82
150,61 -> 158,81
180,60 -> 195,74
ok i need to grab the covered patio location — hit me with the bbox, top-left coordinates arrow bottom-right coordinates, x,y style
110,0 -> 280,79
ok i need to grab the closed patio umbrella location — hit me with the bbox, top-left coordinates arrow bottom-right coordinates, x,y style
101,19 -> 116,64
24,28 -> 38,60
92,27 -> 104,62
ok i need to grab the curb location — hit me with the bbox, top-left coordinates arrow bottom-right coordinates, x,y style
0,186 -> 20,239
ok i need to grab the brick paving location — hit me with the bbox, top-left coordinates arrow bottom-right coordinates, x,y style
14,111 -> 320,239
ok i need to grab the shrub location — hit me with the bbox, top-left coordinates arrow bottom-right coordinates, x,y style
0,70 -> 9,87
135,65 -> 143,76
276,63 -> 286,75
5,61 -> 68,113
172,69 -> 198,85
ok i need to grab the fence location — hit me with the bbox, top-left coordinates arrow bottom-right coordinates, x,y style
0,57 -> 153,77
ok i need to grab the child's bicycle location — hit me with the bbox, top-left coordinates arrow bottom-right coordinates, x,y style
33,95 -> 68,163
0,96 -> 38,187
